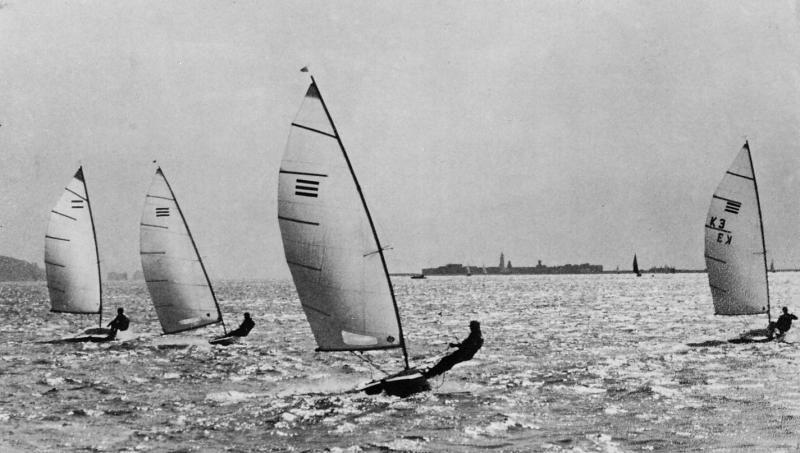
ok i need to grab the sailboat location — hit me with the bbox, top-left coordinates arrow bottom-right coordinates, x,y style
465,265 -> 472,276
277,75 -> 429,397
139,167 -> 227,339
44,167 -> 107,340
704,141 -> 772,338
632,254 -> 641,277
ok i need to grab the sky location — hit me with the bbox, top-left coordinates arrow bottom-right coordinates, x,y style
2,0 -> 800,279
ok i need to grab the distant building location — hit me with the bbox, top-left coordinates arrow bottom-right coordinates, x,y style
422,253 -> 602,276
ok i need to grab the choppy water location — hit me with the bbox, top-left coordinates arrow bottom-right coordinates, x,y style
2,274 -> 800,452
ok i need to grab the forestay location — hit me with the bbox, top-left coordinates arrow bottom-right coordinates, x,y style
45,167 -> 102,314
140,168 -> 222,334
704,143 -> 769,316
278,82 -> 403,351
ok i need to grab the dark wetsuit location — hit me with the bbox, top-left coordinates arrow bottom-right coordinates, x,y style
776,313 -> 798,335
424,328 -> 483,379
107,313 -> 129,339
228,317 -> 255,337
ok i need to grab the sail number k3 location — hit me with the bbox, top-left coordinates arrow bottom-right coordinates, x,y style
708,216 -> 732,245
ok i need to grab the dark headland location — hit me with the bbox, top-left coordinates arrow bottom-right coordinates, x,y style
0,256 -> 45,281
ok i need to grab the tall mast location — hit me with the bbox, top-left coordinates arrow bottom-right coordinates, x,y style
156,167 -> 227,335
745,141 -> 771,324
309,75 -> 410,369
78,166 -> 103,328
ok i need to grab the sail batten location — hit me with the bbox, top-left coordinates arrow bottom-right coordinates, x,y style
45,167 -> 102,318
140,168 -> 223,334
704,143 -> 769,317
278,79 -> 406,357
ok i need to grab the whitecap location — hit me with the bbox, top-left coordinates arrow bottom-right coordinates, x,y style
205,390 -> 262,405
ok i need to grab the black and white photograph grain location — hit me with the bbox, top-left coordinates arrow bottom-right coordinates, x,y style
2,1 -> 800,452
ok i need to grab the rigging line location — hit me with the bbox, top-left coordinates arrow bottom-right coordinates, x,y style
350,351 -> 390,375
432,371 -> 447,391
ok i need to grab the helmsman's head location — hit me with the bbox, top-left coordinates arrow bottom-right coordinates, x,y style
117,307 -> 124,314
783,307 -> 789,314
244,312 -> 251,319
469,320 -> 480,331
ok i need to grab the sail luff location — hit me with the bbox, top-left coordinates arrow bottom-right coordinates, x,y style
745,142 -> 771,323
156,167 -> 225,331
309,76 -> 409,369
79,166 -> 103,327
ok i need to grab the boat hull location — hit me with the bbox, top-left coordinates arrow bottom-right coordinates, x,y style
361,368 -> 430,397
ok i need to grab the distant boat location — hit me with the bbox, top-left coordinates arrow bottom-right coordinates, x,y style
140,167 -> 226,336
465,265 -> 472,276
410,274 -> 426,279
277,75 -> 429,397
704,141 -> 771,334
770,260 -> 776,273
632,254 -> 641,277
45,167 -> 104,330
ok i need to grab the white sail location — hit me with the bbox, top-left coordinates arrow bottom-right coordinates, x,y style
704,143 -> 769,316
140,168 -> 222,334
45,167 -> 102,314
278,82 -> 403,352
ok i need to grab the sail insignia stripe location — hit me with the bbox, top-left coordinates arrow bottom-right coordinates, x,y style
725,170 -> 754,181
280,169 -> 329,178
140,251 -> 167,255
291,122 -> 337,139
296,185 -> 318,191
295,191 -> 318,198
287,260 -> 322,271
51,210 -> 77,221
296,179 -> 319,185
724,200 -> 741,214
277,216 -> 319,226
45,235 -> 70,242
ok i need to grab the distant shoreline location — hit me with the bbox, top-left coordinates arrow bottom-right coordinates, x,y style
390,269 -> 800,277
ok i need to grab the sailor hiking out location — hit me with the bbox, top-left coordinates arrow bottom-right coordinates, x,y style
228,313 -> 255,338
106,307 -> 129,340
769,307 -> 797,340
424,320 -> 483,379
